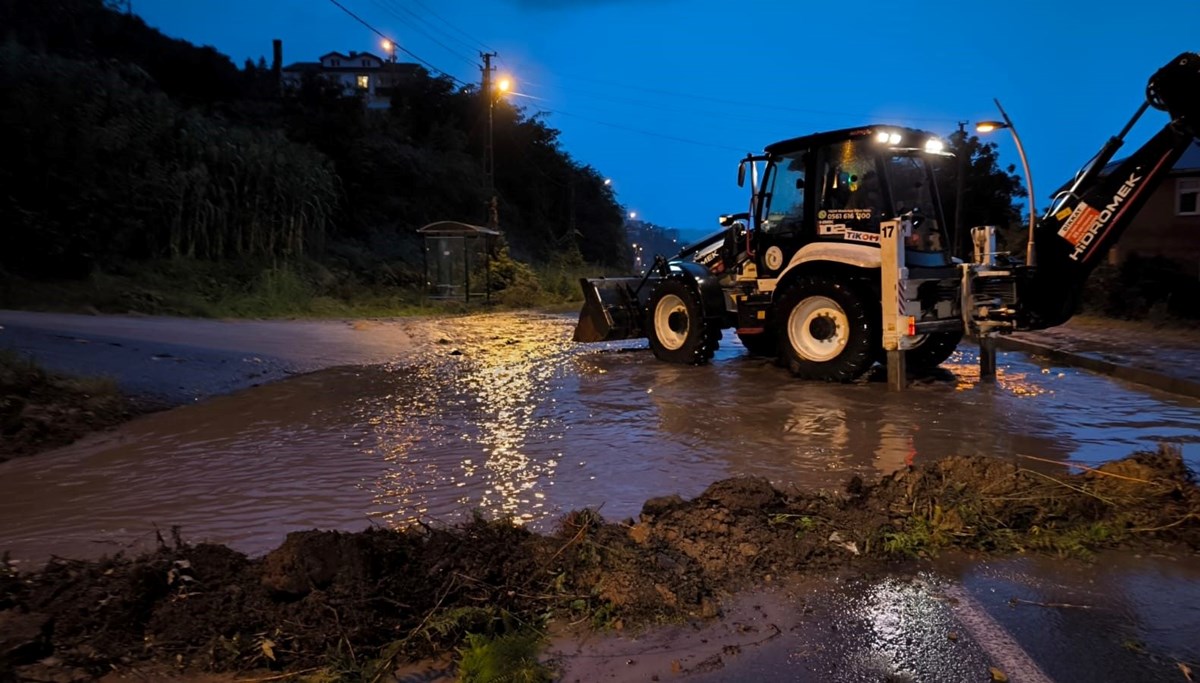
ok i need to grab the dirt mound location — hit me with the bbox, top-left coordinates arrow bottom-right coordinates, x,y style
0,351 -> 145,462
2,447 -> 1197,681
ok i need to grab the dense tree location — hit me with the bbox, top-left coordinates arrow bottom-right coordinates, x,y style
0,44 -> 336,277
935,129 -> 1027,260
0,0 -> 628,290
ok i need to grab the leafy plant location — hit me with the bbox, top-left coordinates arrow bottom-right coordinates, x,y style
456,630 -> 553,683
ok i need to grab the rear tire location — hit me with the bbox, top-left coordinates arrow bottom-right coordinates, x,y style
906,330 -> 963,370
775,275 -> 877,382
646,277 -> 719,365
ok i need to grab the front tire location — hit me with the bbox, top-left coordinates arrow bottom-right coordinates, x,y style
906,330 -> 963,370
775,275 -> 877,382
646,277 -> 719,365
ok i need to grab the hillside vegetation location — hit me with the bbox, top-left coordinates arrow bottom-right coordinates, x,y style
0,0 -> 626,315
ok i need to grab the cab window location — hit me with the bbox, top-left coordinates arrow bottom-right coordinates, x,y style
762,154 -> 806,234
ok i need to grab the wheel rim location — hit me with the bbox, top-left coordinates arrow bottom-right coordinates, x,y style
653,293 -> 690,351
787,295 -> 849,362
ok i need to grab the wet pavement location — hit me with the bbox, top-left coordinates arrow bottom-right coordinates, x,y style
0,311 -> 1197,569
552,551 -> 1200,683
1002,316 -> 1200,399
2,309 -> 1199,682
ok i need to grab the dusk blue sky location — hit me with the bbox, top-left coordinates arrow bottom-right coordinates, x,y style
136,0 -> 1199,236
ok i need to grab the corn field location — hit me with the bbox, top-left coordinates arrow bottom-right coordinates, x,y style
156,117 -> 337,261
0,44 -> 338,274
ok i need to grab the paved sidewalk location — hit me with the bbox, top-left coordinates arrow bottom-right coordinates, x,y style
995,315 -> 1200,399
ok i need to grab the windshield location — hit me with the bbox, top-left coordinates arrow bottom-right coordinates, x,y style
882,152 -> 947,254
761,154 -> 807,234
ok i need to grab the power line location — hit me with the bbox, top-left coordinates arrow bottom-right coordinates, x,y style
536,71 -> 959,126
410,0 -> 495,53
328,1 -> 953,156
381,0 -> 491,56
326,0 -> 467,85
531,105 -> 749,153
515,79 -> 844,133
368,0 -> 478,68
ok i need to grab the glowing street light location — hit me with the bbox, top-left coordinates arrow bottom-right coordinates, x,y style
628,211 -> 637,220
603,178 -> 612,186
381,39 -> 396,63
977,98 -> 1037,266
481,55 -> 513,228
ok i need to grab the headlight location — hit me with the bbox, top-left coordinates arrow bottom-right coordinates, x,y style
875,130 -> 904,145
924,138 -> 945,153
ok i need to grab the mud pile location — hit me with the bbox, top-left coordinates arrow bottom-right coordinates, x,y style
0,353 -> 144,462
2,447 -> 1197,681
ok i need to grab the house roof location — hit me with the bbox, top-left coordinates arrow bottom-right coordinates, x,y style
1174,142 -> 1200,173
281,61 -> 424,75
1052,141 -> 1200,195
1100,140 -> 1200,176
418,221 -> 502,237
319,51 -> 385,62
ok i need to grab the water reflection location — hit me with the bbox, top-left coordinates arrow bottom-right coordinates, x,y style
0,313 -> 1196,566
366,318 -> 576,527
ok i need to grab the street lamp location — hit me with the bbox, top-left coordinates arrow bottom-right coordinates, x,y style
976,98 -> 1037,266
484,72 -> 513,228
381,39 -> 396,63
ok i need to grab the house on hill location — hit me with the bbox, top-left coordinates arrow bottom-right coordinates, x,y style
280,50 -> 423,109
1103,143 -> 1200,271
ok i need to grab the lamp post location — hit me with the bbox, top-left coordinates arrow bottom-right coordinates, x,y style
381,39 -> 396,63
976,98 -> 1037,267
486,76 -> 511,228
480,51 -> 512,229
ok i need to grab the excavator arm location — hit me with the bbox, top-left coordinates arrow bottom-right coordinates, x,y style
1019,52 -> 1200,329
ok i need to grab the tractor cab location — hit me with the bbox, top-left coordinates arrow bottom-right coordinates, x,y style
744,125 -> 953,275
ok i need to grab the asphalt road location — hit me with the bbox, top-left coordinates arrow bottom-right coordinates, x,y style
0,310 -> 430,404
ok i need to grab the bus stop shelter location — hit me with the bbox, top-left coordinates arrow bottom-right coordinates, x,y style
418,221 -> 502,303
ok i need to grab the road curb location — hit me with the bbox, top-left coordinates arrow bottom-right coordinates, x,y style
992,336 -> 1200,400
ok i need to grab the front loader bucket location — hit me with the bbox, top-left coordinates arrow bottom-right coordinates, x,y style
572,277 -> 647,343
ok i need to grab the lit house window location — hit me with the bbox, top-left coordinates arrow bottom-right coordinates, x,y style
356,74 -> 369,90
1179,178 -> 1199,216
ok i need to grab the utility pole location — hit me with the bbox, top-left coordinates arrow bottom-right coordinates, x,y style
480,51 -> 499,228
953,120 -> 967,259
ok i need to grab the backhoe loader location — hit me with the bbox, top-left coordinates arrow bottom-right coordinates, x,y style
573,52 -> 1200,382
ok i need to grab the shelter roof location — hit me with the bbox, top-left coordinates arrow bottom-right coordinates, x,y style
418,221 -> 502,237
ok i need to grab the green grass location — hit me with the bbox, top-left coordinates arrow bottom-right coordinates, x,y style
0,349 -> 130,460
0,250 -> 619,320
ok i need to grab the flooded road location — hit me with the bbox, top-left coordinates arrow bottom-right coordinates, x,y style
554,551 -> 1200,682
1,311 -> 1198,567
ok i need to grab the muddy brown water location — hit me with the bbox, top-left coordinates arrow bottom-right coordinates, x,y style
1,312 -> 1198,568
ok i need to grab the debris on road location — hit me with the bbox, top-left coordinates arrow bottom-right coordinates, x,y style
1,446 -> 1196,680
